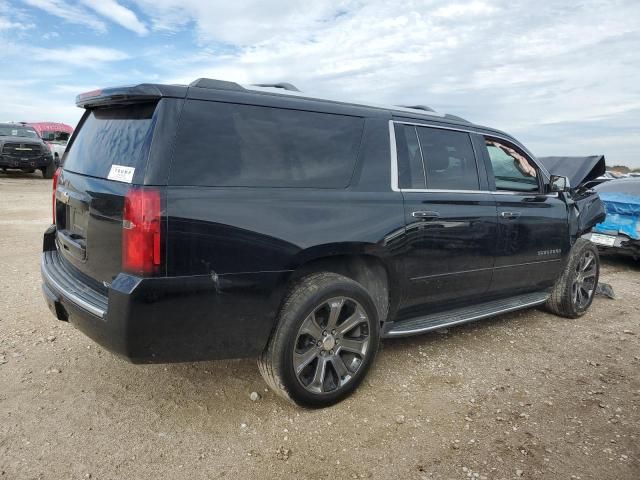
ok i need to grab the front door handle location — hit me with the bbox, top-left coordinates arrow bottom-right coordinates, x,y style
500,211 -> 521,219
412,210 -> 440,220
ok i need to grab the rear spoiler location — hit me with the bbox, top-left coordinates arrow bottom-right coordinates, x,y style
76,84 -> 175,108
76,79 -> 250,108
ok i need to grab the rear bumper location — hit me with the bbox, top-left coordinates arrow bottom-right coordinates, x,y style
40,226 -> 287,363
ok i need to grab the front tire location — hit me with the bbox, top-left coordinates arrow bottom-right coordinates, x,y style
258,272 -> 380,408
41,162 -> 56,179
546,238 -> 599,318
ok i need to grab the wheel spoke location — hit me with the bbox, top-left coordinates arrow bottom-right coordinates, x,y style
293,347 -> 319,374
309,356 -> 328,392
582,254 -> 594,272
330,355 -> 351,380
299,312 -> 323,340
336,307 -> 366,336
326,298 -> 345,330
339,337 -> 367,356
576,286 -> 584,306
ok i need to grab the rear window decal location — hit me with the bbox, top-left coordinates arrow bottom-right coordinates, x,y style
107,165 -> 135,183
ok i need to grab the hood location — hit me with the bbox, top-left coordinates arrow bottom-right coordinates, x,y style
537,155 -> 606,188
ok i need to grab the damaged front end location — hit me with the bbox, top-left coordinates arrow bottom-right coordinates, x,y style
538,155 -> 607,239
588,178 -> 640,259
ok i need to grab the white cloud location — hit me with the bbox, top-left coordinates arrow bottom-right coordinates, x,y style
0,79 -> 83,125
1,0 -> 34,31
141,0 -> 640,165
22,0 -> 106,33
432,1 -> 496,18
4,0 -> 640,166
81,0 -> 148,35
0,17 -> 33,30
30,45 -> 129,66
132,0 -> 349,45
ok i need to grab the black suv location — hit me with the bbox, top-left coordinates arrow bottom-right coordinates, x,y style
0,123 -> 56,178
41,79 -> 606,407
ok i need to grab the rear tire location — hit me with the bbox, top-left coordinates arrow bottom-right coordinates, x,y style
258,272 -> 380,408
42,163 -> 55,179
546,238 -> 599,318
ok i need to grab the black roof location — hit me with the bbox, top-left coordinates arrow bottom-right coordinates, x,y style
75,77 -> 521,149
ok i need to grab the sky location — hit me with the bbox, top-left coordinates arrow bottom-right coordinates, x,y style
1,0 -> 639,167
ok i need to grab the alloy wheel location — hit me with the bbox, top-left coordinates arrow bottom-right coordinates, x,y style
292,296 -> 371,394
572,250 -> 597,310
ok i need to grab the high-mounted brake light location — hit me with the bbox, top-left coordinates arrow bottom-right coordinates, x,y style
52,167 -> 61,224
122,188 -> 162,276
77,89 -> 103,101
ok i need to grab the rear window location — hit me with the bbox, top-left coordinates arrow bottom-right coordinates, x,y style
170,100 -> 365,188
63,103 -> 157,179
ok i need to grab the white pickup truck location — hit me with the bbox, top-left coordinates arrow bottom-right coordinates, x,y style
27,122 -> 74,168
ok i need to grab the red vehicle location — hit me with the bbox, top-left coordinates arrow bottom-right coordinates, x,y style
27,122 -> 74,165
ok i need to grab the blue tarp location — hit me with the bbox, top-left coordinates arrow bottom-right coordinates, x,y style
593,192 -> 640,240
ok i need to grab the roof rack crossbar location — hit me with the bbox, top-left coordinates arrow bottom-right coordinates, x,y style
443,113 -> 470,123
396,104 -> 436,112
252,82 -> 301,92
189,78 -> 245,91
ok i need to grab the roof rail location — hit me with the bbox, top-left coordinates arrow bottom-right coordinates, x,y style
397,104 -> 436,112
189,78 -> 245,91
252,82 -> 301,92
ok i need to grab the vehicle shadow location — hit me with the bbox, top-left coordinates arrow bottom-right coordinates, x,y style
600,254 -> 640,272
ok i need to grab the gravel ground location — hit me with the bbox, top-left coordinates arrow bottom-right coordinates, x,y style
1,173 -> 639,480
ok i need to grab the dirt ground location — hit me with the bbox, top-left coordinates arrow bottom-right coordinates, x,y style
0,173 -> 638,480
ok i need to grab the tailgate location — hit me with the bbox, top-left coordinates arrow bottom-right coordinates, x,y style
54,101 -> 161,285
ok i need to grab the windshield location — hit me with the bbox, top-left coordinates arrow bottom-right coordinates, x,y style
42,131 -> 71,143
0,126 -> 39,138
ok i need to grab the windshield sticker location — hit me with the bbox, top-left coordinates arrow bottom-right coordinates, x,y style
107,165 -> 135,183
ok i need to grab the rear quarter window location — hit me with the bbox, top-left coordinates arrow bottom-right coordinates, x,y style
63,103 -> 157,179
170,100 -> 365,188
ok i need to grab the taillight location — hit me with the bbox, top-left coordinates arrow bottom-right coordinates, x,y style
122,188 -> 162,276
52,167 -> 61,224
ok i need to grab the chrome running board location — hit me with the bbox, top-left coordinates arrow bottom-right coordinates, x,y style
384,291 -> 549,338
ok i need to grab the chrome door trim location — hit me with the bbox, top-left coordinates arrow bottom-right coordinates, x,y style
388,119 -> 552,194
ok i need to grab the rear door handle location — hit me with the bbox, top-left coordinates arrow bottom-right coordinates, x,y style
500,211 -> 521,219
412,210 -> 440,220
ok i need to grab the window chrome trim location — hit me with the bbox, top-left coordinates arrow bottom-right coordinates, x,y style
413,125 -> 428,188
388,119 -> 552,195
389,120 -> 400,192
401,188 -> 492,194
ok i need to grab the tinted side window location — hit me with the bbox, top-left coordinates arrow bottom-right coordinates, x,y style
484,138 -> 539,192
170,101 -> 364,188
394,123 -> 425,189
416,127 -> 480,190
64,103 -> 157,179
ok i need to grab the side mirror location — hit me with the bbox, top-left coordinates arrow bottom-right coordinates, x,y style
549,175 -> 570,192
